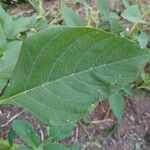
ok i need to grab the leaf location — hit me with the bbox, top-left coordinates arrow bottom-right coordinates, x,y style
0,139 -> 10,149
12,119 -> 41,148
0,5 -> 13,36
12,16 -> 36,34
49,123 -> 75,140
122,85 -> 133,95
95,0 -> 110,20
8,127 -> 16,146
0,41 -> 22,93
0,27 -> 149,126
0,139 -> 19,150
123,0 -> 130,8
121,5 -> 145,23
0,23 -> 6,52
0,41 -> 22,80
109,92 -> 124,120
138,32 -> 149,49
61,6 -> 85,26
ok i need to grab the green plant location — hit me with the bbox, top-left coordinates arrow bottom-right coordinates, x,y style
0,119 -> 78,150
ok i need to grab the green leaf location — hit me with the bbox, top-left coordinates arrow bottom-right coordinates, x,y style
109,92 -> 124,120
0,23 -> 6,52
123,0 -> 130,8
138,32 -> 149,49
0,139 -> 10,149
0,5 -> 13,36
0,41 -> 22,80
12,16 -> 36,34
0,27 -> 149,126
95,0 -> 110,20
0,41 -> 22,93
121,5 -> 145,23
12,119 -> 41,148
61,6 -> 85,26
49,123 -> 75,140
8,127 -> 16,146
0,139 -> 19,150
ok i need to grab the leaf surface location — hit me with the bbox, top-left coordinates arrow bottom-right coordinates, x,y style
12,119 -> 41,148
109,92 -> 124,120
121,5 -> 145,23
61,6 -> 85,26
0,27 -> 149,125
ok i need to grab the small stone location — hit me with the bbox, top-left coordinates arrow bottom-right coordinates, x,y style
129,115 -> 134,121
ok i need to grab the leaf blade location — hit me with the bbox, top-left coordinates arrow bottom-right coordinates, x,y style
0,27 -> 149,126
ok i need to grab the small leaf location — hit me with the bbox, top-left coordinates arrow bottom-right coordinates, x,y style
0,23 -> 6,52
12,16 -> 36,34
109,92 -> 124,120
0,139 -> 20,150
12,119 -> 41,148
121,5 -> 145,23
95,0 -> 110,20
49,123 -> 75,140
138,32 -> 149,48
103,124 -> 118,137
61,6 -> 85,26
0,41 -> 22,80
123,0 -> 130,8
8,127 -> 16,146
0,5 -> 13,35
0,41 -> 22,94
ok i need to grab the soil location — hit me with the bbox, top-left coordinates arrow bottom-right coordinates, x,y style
0,0 -> 150,150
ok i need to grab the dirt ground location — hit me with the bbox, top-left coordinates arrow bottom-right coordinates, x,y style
0,0 -> 150,150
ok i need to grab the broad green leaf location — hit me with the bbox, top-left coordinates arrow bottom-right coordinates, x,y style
0,27 -> 149,126
61,6 -> 85,26
0,5 -> 13,36
138,32 -> 149,49
121,5 -> 145,23
12,119 -> 41,148
49,123 -> 75,140
95,0 -> 110,20
109,92 -> 124,120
